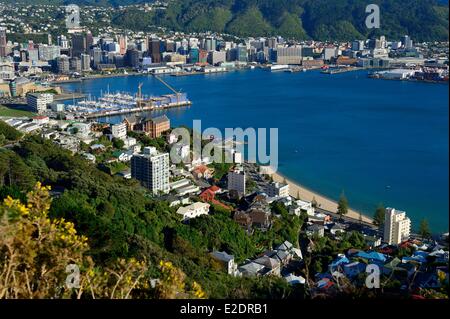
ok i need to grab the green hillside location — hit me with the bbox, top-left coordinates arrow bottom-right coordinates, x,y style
2,0 -> 448,41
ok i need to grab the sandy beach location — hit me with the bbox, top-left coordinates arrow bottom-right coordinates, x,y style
271,172 -> 373,224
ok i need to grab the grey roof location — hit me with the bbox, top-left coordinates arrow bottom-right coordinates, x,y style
276,240 -> 293,251
253,256 -> 280,269
307,224 -> 324,231
211,251 -> 234,263
123,114 -> 139,123
239,262 -> 264,275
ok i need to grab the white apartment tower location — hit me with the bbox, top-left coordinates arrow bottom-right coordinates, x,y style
131,147 -> 170,195
111,123 -> 127,139
26,93 -> 54,114
384,208 -> 411,245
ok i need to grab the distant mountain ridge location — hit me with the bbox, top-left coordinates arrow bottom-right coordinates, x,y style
3,0 -> 449,41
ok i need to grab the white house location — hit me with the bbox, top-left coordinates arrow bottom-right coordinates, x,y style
176,202 -> 210,221
289,199 -> 314,216
210,251 -> 239,276
266,182 -> 290,198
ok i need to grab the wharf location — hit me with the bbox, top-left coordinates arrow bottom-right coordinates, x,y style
82,100 -> 192,119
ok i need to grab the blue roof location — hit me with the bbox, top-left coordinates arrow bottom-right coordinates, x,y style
355,251 -> 386,262
330,255 -> 350,268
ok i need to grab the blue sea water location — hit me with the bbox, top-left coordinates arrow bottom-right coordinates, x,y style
62,69 -> 449,233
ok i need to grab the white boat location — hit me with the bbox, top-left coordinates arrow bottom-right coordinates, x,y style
270,64 -> 289,72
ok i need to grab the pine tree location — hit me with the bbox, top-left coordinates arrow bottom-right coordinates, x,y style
419,219 -> 431,240
337,192 -> 348,220
373,203 -> 385,228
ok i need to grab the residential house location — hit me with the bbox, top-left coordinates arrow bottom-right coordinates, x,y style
161,194 -> 191,207
266,182 -> 290,198
111,150 -> 130,162
210,251 -> 239,276
176,202 -> 210,221
238,262 -> 265,277
354,251 -> 387,265
284,273 -> 306,285
343,261 -> 366,278
233,211 -> 253,234
364,235 -> 382,248
123,115 -> 140,132
253,256 -> 281,276
289,199 -> 314,216
329,254 -> 350,273
192,165 -> 214,179
276,240 -> 303,260
90,144 -> 106,152
329,223 -> 348,236
306,224 -> 325,237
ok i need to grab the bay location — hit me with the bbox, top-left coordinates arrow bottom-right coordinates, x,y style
61,69 -> 449,233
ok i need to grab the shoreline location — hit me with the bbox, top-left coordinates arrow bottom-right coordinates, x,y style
271,171 -> 373,224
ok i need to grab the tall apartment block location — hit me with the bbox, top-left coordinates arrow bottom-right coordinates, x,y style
26,93 -> 54,114
131,147 -> 170,195
227,165 -> 246,195
384,207 -> 411,245
0,27 -> 7,57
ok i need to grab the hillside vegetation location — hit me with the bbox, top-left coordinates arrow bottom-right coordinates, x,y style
3,0 -> 449,41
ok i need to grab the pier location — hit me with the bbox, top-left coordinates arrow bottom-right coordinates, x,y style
321,66 -> 362,74
83,100 -> 192,119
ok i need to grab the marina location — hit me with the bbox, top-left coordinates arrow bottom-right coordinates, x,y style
64,74 -> 192,119
65,91 -> 191,119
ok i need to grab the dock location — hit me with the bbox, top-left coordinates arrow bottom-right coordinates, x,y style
83,101 -> 192,119
321,67 -> 362,74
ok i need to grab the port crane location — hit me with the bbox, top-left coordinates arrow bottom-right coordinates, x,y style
136,74 -> 183,110
151,73 -> 182,104
137,82 -> 143,110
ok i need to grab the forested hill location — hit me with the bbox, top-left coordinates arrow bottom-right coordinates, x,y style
149,0 -> 449,41
3,0 -> 449,41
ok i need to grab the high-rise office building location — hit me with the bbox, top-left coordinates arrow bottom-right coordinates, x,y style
92,47 -> 103,68
0,27 -> 7,57
384,208 -> 411,245
189,48 -> 199,64
208,50 -> 226,65
402,35 -> 413,50
71,33 -> 86,57
56,56 -> 70,74
131,147 -> 170,194
351,40 -> 365,51
81,53 -> 91,71
276,46 -> 302,65
165,40 -> 175,53
27,49 -> 39,62
204,37 -> 217,52
86,32 -> 94,50
38,45 -> 61,61
266,37 -> 278,49
236,45 -> 248,62
118,35 -> 127,55
58,35 -> 69,49
69,57 -> 82,72
126,48 -> 140,68
148,38 -> 161,64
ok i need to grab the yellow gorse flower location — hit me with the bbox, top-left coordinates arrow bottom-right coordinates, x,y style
3,196 -> 30,216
